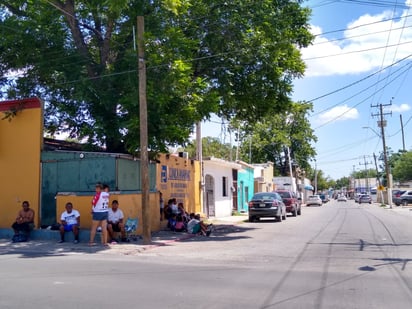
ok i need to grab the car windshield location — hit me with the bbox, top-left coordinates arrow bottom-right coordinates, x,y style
276,191 -> 290,198
252,193 -> 278,200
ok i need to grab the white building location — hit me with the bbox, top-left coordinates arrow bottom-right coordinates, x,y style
203,157 -> 242,218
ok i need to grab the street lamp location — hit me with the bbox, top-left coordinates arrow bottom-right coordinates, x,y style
362,126 -> 380,137
362,126 -> 393,208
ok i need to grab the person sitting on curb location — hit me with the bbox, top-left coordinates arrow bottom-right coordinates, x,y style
58,202 -> 80,244
187,213 -> 212,236
107,200 -> 127,243
174,214 -> 186,232
11,201 -> 35,241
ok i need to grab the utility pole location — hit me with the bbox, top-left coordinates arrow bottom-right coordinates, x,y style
371,102 -> 392,208
400,114 -> 406,152
314,159 -> 317,194
287,147 -> 294,192
196,122 -> 205,214
137,16 -> 151,244
373,153 -> 384,204
359,155 -> 372,193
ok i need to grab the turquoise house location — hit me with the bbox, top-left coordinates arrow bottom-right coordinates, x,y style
236,161 -> 255,213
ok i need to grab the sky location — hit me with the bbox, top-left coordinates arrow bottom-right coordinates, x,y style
202,0 -> 412,181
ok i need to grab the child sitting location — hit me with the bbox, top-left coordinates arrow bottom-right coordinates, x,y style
174,214 -> 185,232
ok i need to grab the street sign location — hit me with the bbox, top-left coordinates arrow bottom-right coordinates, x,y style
378,185 -> 385,191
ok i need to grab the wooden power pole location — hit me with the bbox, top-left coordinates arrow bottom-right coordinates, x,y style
137,16 -> 151,244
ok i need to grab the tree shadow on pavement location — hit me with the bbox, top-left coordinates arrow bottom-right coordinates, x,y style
0,240 -> 121,258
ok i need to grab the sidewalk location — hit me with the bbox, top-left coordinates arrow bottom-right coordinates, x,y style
0,214 -> 248,256
378,204 -> 412,216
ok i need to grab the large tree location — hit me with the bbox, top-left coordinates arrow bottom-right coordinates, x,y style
237,101 -> 317,174
183,136 -> 235,161
392,151 -> 412,182
0,1 -> 313,153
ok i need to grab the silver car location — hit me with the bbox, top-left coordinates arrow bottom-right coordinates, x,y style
307,195 -> 322,206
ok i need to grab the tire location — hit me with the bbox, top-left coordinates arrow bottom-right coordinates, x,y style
402,200 -> 409,206
277,214 -> 282,222
248,216 -> 254,222
297,207 -> 301,215
292,206 -> 297,217
282,210 -> 287,220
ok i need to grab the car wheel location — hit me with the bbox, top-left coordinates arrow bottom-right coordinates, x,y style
402,200 -> 408,206
292,206 -> 297,217
277,214 -> 282,222
248,216 -> 254,222
282,210 -> 287,220
297,207 -> 301,215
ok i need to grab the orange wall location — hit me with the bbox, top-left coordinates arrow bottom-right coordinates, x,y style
156,153 -> 202,215
56,192 -> 160,232
0,98 -> 43,228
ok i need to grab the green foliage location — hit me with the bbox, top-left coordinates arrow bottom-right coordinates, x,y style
351,168 -> 378,179
392,151 -> 412,182
237,101 -> 317,174
335,177 -> 350,190
184,137 -> 235,161
0,0 -> 313,153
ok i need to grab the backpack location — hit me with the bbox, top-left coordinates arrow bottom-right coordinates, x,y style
12,234 -> 28,243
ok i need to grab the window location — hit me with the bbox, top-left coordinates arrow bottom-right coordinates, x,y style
222,176 -> 228,197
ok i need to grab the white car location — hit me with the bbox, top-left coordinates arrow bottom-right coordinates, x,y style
307,195 -> 322,206
337,195 -> 347,202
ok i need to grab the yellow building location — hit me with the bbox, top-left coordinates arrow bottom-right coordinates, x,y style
0,98 -> 202,234
0,98 -> 43,229
156,153 -> 202,215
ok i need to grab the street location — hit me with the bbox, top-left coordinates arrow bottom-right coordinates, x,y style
1,200 -> 412,308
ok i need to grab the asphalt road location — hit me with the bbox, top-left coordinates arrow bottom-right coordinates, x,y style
1,200 -> 412,309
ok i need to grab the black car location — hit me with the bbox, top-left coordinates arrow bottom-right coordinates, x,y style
248,192 -> 286,222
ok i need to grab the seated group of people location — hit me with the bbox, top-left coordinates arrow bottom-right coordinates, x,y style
58,200 -> 128,244
164,198 -> 212,236
11,199 -> 128,244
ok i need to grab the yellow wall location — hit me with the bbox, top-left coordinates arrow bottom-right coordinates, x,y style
56,153 -> 202,233
56,192 -> 160,232
0,98 -> 43,228
156,153 -> 202,215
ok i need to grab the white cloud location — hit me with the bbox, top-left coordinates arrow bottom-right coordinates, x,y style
390,103 -> 411,112
318,105 -> 359,124
301,8 -> 412,77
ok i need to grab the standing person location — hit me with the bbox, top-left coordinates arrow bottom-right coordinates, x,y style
159,192 -> 164,221
170,198 -> 179,215
107,200 -> 127,243
89,183 -> 110,246
11,201 -> 35,239
58,202 -> 80,243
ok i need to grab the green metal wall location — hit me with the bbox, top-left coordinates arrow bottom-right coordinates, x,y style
41,151 -> 156,225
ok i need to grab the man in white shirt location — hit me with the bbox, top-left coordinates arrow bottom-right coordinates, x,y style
58,202 -> 80,243
107,200 -> 127,243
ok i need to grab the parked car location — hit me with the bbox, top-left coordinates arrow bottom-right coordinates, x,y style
395,190 -> 412,206
319,194 -> 330,203
306,195 -> 322,206
337,194 -> 347,202
359,194 -> 372,204
274,190 -> 301,216
248,192 -> 287,222
355,193 -> 367,203
393,190 -> 407,205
